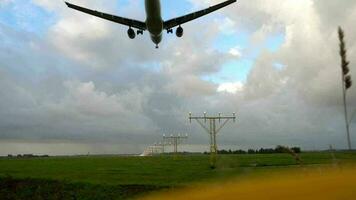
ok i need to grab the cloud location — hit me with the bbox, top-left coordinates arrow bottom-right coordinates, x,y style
229,46 -> 242,57
1,0 -> 356,155
0,0 -> 13,6
218,17 -> 236,35
217,82 -> 244,94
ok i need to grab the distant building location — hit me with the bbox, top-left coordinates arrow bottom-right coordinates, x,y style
141,145 -> 164,156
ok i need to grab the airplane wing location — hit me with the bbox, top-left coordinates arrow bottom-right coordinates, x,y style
163,0 -> 237,30
65,2 -> 147,30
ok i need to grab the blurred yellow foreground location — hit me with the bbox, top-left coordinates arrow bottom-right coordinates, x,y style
141,167 -> 356,200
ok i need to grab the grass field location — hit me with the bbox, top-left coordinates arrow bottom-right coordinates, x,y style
1,152 -> 356,199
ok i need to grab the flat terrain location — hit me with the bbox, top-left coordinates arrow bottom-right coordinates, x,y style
1,152 -> 356,199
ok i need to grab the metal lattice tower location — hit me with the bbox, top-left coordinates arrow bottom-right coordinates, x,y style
189,112 -> 236,168
163,134 -> 188,154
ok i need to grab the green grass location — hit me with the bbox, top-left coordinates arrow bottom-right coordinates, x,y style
1,152 -> 356,199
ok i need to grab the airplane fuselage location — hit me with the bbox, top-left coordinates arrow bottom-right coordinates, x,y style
65,0 -> 237,48
145,0 -> 163,46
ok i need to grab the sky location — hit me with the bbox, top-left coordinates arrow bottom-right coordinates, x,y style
0,0 -> 356,155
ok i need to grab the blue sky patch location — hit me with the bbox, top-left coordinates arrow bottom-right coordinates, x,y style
0,1 -> 56,36
213,31 -> 249,52
266,33 -> 285,52
161,0 -> 192,20
202,59 -> 253,84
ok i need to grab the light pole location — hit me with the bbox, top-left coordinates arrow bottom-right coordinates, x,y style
189,112 -> 236,168
163,134 -> 188,154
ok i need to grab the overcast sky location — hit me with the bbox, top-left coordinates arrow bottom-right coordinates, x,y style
0,0 -> 355,155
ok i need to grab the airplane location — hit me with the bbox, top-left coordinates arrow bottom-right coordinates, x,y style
65,0 -> 237,49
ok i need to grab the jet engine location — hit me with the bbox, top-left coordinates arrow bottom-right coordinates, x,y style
127,28 -> 136,39
176,26 -> 183,37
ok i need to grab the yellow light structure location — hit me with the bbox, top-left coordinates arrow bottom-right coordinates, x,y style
189,112 -> 236,168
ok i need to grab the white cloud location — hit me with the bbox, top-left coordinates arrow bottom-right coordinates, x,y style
217,82 -> 244,94
218,17 -> 236,35
229,46 -> 242,57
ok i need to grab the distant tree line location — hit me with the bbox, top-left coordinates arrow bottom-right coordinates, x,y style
7,154 -> 49,158
203,146 -> 301,155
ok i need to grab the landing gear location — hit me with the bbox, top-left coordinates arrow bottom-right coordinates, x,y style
155,45 -> 159,49
137,30 -> 144,35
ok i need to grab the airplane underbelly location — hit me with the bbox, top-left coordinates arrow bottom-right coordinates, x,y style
145,0 -> 163,37
146,19 -> 163,35
145,0 -> 161,18
150,34 -> 162,45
